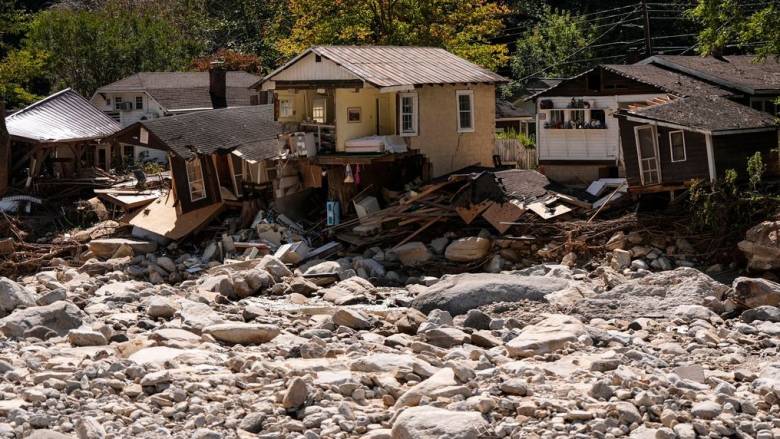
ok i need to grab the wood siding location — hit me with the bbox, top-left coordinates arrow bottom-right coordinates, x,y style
713,130 -> 779,176
619,119 -> 709,186
540,70 -> 664,98
171,155 -> 221,214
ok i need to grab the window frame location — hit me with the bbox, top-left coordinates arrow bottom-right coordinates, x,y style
279,98 -> 293,118
114,96 -> 123,111
456,90 -> 475,133
312,98 -> 327,123
135,96 -> 143,110
186,158 -> 206,202
634,124 -> 662,185
668,130 -> 687,163
399,92 -> 418,137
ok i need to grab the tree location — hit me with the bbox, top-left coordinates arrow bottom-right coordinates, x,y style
22,0 -> 209,97
277,0 -> 509,71
191,49 -> 263,74
507,7 -> 595,93
0,48 -> 48,108
690,0 -> 780,59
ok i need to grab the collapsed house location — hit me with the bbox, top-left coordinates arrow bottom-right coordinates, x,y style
3,89 -> 121,195
616,95 -> 779,191
91,68 -> 264,163
111,104 -> 281,242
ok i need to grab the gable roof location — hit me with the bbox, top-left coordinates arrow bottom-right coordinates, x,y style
95,72 -> 262,112
496,100 -> 533,119
640,55 -> 780,94
129,105 -> 280,161
6,88 -> 120,143
529,63 -> 730,100
259,46 -> 508,89
619,95 -> 778,133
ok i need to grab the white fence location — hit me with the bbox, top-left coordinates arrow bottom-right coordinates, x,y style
494,139 -> 538,169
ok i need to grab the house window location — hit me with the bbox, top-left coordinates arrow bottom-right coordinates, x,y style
231,154 -> 244,196
347,107 -> 361,123
312,99 -> 326,123
751,98 -> 779,115
456,90 -> 475,133
635,125 -> 660,185
114,97 -> 123,110
186,158 -> 206,202
280,98 -> 293,117
399,93 -> 418,136
669,130 -> 686,162
135,96 -> 143,110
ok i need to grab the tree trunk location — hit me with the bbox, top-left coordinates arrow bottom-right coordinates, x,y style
0,99 -> 10,196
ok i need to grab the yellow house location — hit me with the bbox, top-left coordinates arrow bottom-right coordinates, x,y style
253,46 -> 507,177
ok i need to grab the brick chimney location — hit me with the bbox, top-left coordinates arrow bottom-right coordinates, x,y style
209,61 -> 227,109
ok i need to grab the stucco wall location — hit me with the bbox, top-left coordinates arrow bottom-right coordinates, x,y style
409,84 -> 496,177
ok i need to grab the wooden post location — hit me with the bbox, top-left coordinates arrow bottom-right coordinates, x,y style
0,99 -> 9,196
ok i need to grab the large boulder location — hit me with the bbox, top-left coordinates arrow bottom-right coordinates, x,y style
0,301 -> 83,338
0,277 -> 36,316
732,277 -> 780,309
257,255 -> 293,281
738,221 -> 780,270
444,237 -> 492,262
505,314 -> 587,358
391,406 -> 488,439
203,322 -> 280,345
88,238 -> 157,258
393,242 -> 431,266
411,273 -> 569,316
394,367 -> 458,408
574,268 -> 728,320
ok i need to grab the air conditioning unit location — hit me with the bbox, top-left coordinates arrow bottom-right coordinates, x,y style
118,102 -> 134,111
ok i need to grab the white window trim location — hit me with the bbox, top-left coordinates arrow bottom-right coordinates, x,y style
399,92 -> 418,137
279,98 -> 293,118
634,124 -> 662,186
668,130 -> 687,162
456,90 -> 475,133
186,159 -> 206,202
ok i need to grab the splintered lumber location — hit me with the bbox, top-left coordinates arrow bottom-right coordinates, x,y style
552,192 -> 592,209
399,181 -> 451,205
129,193 -> 224,240
481,199 -> 527,234
393,216 -> 443,249
455,201 -> 492,224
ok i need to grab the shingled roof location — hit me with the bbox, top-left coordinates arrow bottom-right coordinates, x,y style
621,95 -> 778,133
135,105 -> 280,161
259,46 -> 508,89
640,55 -> 780,94
6,89 -> 120,143
95,72 -> 261,112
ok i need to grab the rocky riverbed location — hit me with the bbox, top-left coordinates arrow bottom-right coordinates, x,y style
0,254 -> 779,439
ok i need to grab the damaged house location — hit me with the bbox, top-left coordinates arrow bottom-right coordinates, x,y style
252,45 -> 507,214
616,95 -> 779,191
112,104 -> 281,242
3,88 -> 121,193
91,68 -> 263,163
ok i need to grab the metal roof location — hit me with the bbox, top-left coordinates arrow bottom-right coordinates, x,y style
129,105 -> 280,161
260,46 -> 508,88
6,89 -> 120,143
94,72 -> 262,111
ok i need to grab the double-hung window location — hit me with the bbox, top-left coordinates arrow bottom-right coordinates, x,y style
456,90 -> 475,132
186,159 -> 206,202
135,96 -> 143,110
279,98 -> 293,118
399,93 -> 418,136
669,130 -> 686,162
114,97 -> 123,110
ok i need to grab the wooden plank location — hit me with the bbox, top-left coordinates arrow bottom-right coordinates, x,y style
455,201 -> 492,224
129,192 -> 224,240
551,192 -> 592,209
399,181 -> 451,205
481,200 -> 526,234
393,216 -> 442,249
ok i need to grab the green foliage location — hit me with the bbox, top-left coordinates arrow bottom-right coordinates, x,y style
142,161 -> 166,175
496,129 -> 535,149
689,0 -> 780,58
23,0 -> 209,97
278,0 -> 509,71
508,7 -> 595,92
747,151 -> 766,192
0,48 -> 47,108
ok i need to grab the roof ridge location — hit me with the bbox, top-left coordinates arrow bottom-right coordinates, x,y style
8,88 -> 75,118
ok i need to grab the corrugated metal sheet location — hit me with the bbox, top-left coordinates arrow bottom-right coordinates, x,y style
6,89 -> 120,143
262,46 -> 508,88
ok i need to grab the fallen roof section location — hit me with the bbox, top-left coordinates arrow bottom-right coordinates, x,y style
129,191 -> 224,241
258,45 -> 508,89
125,104 -> 280,161
94,71 -> 262,112
618,95 -> 778,134
6,89 -> 120,143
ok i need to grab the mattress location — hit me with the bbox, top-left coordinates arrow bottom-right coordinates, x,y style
344,135 -> 408,153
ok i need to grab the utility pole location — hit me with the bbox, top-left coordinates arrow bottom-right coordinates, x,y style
641,0 -> 653,57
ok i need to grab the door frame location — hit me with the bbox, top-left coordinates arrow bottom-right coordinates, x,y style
633,124 -> 662,185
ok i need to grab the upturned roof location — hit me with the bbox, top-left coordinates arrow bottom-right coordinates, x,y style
259,45 -> 508,88
621,95 -> 778,133
639,55 -> 780,94
95,71 -> 261,112
133,105 -> 280,161
6,89 -> 120,143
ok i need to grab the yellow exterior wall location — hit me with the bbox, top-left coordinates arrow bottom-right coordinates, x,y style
409,84 -> 496,176
335,88 -> 378,151
275,90 -> 306,124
